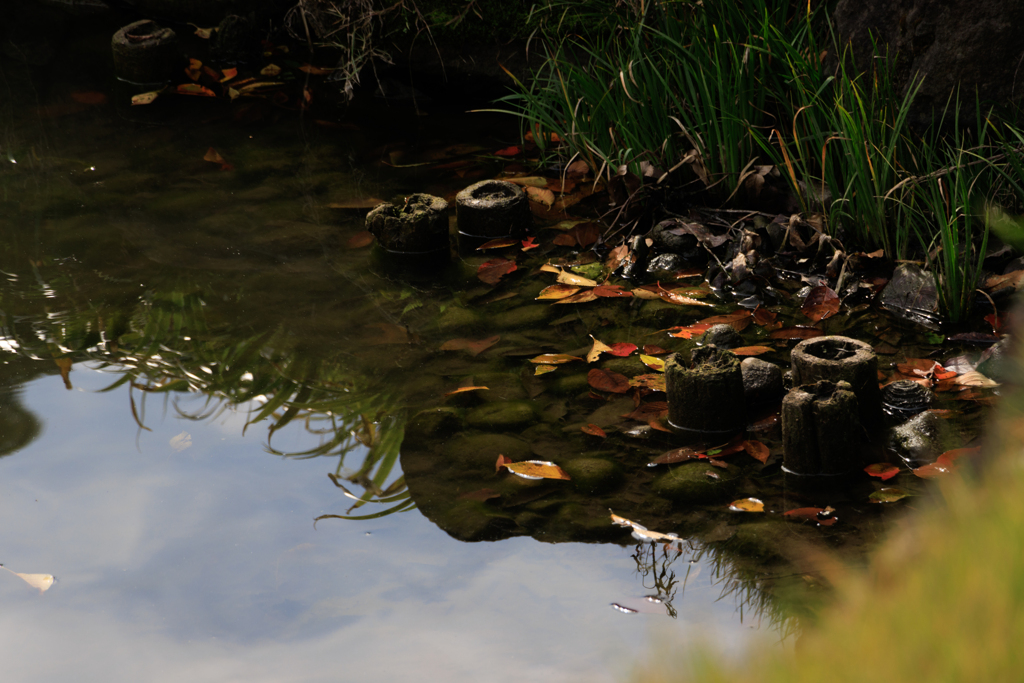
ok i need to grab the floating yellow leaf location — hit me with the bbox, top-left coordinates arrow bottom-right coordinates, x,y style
131,91 -> 160,106
496,455 -> 570,480
529,354 -> 583,364
261,64 -> 282,76
444,386 -> 489,397
729,497 -> 764,512
1,566 -> 54,594
220,67 -> 238,83
534,365 -> 557,375
587,336 -> 613,363
556,270 -> 598,287
640,355 -> 666,372
553,289 -> 598,304
537,284 -> 581,300
176,83 -> 216,97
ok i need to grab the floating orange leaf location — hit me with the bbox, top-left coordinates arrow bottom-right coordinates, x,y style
521,236 -> 539,250
176,83 -> 216,97
588,368 -> 631,393
770,326 -> 824,340
444,386 -> 489,397
731,345 -> 773,357
439,335 -> 501,356
593,285 -> 632,298
742,440 -> 770,463
497,455 -> 571,480
494,146 -> 520,157
783,507 -> 838,526
530,354 -> 582,364
864,462 -> 900,480
346,231 -> 374,248
534,365 -> 557,376
643,345 -> 670,355
477,257 -> 517,285
220,67 -> 238,82
131,91 -> 160,106
525,186 -> 555,206
729,498 -> 764,512
649,446 -> 703,465
477,237 -> 518,250
184,57 -> 203,80
913,461 -> 954,479
203,147 -> 233,170
582,423 -> 607,437
936,446 -> 982,468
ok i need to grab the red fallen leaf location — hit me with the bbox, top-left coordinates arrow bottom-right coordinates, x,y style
605,244 -> 629,272
70,91 -> 107,105
593,285 -> 633,298
477,257 -> 517,285
606,342 -> 638,357
494,146 -> 521,157
521,236 -> 539,251
864,462 -> 900,481
752,306 -> 778,327
458,488 -> 501,502
936,446 -> 982,468
177,83 -> 217,97
742,440 -> 770,463
477,237 -> 518,250
770,326 -> 824,340
440,335 -> 501,356
731,345 -> 773,357
582,423 -> 607,437
650,447 -> 704,465
913,461 -> 954,478
566,159 -> 590,175
643,345 -> 670,355
648,416 -> 674,433
621,401 -> 668,422
495,454 -> 513,472
783,507 -> 838,526
220,67 -> 238,82
801,285 -> 840,322
588,368 -> 631,393
985,312 -> 1003,334
346,231 -> 374,248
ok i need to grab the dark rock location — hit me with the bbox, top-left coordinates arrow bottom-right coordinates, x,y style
881,380 -> 933,420
563,458 -> 622,494
646,253 -> 689,280
699,324 -> 743,349
742,357 -> 783,406
651,462 -> 740,503
880,263 -> 939,328
833,0 -> 1024,126
650,219 -> 698,254
465,401 -> 537,430
977,336 -> 1013,383
888,410 -> 951,467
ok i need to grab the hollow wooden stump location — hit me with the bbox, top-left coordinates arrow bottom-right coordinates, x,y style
455,180 -> 530,240
665,346 -> 746,435
111,20 -> 180,85
782,380 -> 865,475
790,335 -> 881,434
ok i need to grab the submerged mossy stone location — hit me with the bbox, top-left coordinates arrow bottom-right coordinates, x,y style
977,337 -> 1012,383
563,458 -> 623,494
491,304 -> 552,330
665,346 -> 746,435
651,462 -> 740,503
444,432 -> 533,466
546,371 -> 591,396
434,305 -> 483,334
406,407 -> 464,447
726,519 -> 792,563
466,401 -> 537,430
439,500 -> 515,541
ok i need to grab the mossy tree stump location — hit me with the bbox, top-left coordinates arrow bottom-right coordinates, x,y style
111,20 -> 180,85
790,335 -> 882,434
665,346 -> 746,435
365,193 -> 450,256
782,380 -> 865,476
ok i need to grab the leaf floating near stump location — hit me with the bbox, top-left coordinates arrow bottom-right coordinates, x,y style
783,507 -> 838,526
864,463 -> 900,481
588,368 -> 631,393
729,498 -> 764,512
496,455 -> 570,480
742,440 -> 770,463
801,285 -> 841,322
530,354 -> 582,365
477,258 -> 517,285
869,487 -> 911,503
582,423 -> 607,438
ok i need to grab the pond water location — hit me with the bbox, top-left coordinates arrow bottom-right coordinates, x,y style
0,20 -> 800,682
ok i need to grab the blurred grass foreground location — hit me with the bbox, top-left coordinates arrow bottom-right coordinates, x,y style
635,311 -> 1024,679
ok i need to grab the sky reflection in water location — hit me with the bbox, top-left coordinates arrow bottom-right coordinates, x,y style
0,364 -> 770,682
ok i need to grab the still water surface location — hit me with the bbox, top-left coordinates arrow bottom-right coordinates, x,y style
0,31 -> 777,680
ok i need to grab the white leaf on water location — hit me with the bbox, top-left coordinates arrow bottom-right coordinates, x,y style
2,566 -> 54,594
170,431 -> 193,452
